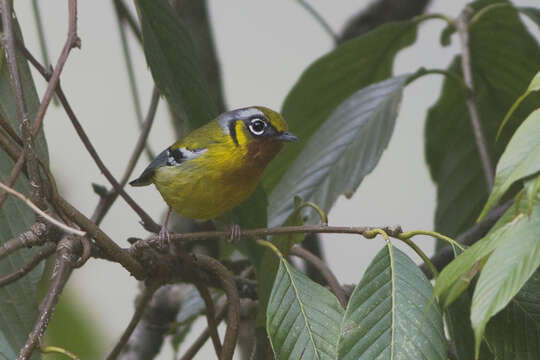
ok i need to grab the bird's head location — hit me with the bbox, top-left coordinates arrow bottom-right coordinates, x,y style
216,106 -> 297,169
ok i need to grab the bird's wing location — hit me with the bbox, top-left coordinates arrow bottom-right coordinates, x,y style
129,146 -> 207,186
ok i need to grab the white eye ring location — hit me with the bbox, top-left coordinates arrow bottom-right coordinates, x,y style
248,118 -> 267,136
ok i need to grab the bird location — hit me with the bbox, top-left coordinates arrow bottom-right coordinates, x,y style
130,106 -> 297,239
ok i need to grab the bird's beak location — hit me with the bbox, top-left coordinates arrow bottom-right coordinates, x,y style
276,131 -> 298,142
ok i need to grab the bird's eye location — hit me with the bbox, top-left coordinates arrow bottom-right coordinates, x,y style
248,118 -> 267,136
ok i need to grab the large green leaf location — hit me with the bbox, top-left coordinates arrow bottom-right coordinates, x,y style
135,0 -> 217,130
338,244 -> 446,360
479,108 -> 540,219
482,268 -> 540,359
263,19 -> 420,192
425,0 -> 540,238
471,199 -> 540,355
266,255 -> 344,359
0,17 -> 49,359
269,75 -> 407,227
433,213 -> 518,308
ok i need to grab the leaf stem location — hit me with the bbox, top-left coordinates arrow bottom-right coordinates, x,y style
399,229 -> 464,251
40,345 -> 80,360
400,237 -> 439,277
296,0 -> 338,44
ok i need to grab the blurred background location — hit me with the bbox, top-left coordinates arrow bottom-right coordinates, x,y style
14,0 -> 539,358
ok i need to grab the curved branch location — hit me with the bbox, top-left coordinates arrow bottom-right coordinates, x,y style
107,283 -> 160,360
290,245 -> 347,308
195,255 -> 240,360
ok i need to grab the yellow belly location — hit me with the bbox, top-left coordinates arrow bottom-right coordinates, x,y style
153,156 -> 261,220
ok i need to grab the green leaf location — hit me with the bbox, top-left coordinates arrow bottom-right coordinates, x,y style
524,175 -> 540,214
482,268 -> 540,359
266,256 -> 344,359
479,109 -> 540,219
0,333 -> 16,360
444,289 -> 495,360
263,19 -> 420,192
0,17 -> 49,359
135,0 -> 217,130
256,199 -> 306,326
433,215 -> 517,308
268,75 -> 407,227
338,244 -> 446,360
471,200 -> 540,356
527,70 -> 540,92
425,0 -> 540,239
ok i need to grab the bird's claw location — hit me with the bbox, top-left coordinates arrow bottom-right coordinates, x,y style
229,223 -> 242,243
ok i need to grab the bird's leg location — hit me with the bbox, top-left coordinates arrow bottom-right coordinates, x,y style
228,223 -> 242,243
157,207 -> 172,249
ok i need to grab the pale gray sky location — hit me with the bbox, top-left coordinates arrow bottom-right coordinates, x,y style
14,0 -> 540,358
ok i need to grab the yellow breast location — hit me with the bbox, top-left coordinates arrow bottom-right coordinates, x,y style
152,122 -> 281,220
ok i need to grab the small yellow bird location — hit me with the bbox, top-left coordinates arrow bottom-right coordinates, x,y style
130,106 -> 297,234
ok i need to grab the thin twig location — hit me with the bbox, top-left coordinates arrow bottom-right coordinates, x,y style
0,152 -> 25,208
30,0 -> 80,139
163,224 -> 403,243
179,303 -> 227,360
0,127 -> 23,160
20,45 -> 161,233
290,246 -> 347,308
0,242 -> 56,287
113,0 -> 142,42
91,87 -> 159,225
106,283 -> 160,360
113,0 -> 144,127
0,181 -> 86,236
17,237 -> 78,360
0,113 -> 23,145
0,222 -> 48,260
195,255 -> 240,360
456,9 -> 494,190
194,283 -> 222,356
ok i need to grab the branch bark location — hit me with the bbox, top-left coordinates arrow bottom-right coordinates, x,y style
17,236 -> 80,360
456,8 -> 494,190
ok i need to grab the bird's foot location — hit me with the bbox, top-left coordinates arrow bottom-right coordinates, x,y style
156,224 -> 171,250
228,223 -> 242,243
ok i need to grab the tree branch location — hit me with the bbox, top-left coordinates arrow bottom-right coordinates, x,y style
17,236 -> 79,360
193,283 -> 222,357
0,222 -> 49,260
106,283 -> 160,360
91,87 -> 160,225
0,242 -> 56,287
20,43 -> 161,233
456,8 -> 494,190
195,255 -> 239,360
179,303 -> 227,360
